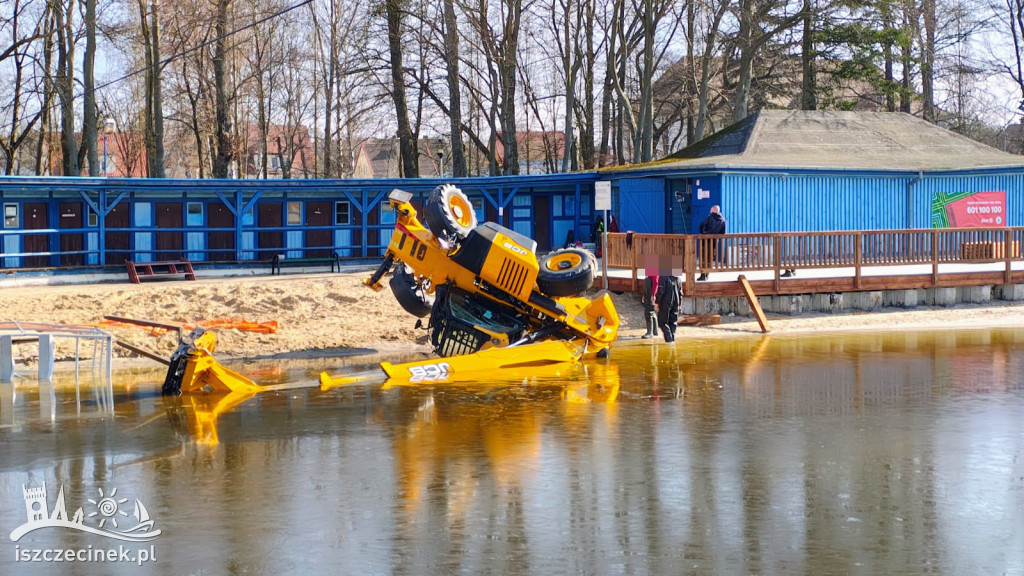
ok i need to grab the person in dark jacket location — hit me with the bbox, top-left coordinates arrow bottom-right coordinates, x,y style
655,274 -> 681,343
640,256 -> 659,339
697,205 -> 726,281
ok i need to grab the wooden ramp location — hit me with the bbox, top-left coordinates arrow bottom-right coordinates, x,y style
738,275 -> 771,333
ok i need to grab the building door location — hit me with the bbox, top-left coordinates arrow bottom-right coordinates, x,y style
618,178 -> 666,233
59,202 -> 84,266
305,201 -> 332,258
670,179 -> 692,234
105,203 -> 131,265
23,202 -> 49,268
509,195 -> 533,240
208,203 -> 235,261
533,196 -> 551,251
258,203 -> 283,260
155,202 -> 183,260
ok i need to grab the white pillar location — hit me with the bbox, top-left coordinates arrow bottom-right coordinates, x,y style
38,334 -> 54,381
0,335 -> 13,381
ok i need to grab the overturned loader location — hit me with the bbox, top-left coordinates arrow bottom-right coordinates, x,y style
363,185 -> 619,379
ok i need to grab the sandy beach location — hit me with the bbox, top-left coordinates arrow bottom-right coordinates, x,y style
2,270 -> 1023,364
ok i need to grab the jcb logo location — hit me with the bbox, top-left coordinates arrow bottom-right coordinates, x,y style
409,362 -> 451,382
503,241 -> 527,256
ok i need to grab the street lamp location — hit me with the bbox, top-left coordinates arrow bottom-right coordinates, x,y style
102,118 -> 116,177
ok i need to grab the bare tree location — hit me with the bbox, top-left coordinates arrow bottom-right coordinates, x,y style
83,0 -> 98,175
384,0 -> 419,177
442,0 -> 467,176
0,0 -> 49,174
212,0 -> 233,178
730,0 -> 809,122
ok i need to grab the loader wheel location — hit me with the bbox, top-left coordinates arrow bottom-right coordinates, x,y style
390,266 -> 433,317
537,248 -> 595,297
424,184 -> 477,243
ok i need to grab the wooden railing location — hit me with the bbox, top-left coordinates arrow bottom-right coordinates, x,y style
603,227 -> 1024,296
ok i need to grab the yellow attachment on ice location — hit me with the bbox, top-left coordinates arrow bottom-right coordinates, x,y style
184,389 -> 256,445
379,339 -> 582,382
177,332 -> 261,394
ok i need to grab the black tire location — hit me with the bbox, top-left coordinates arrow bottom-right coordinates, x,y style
424,184 -> 477,242
537,248 -> 595,297
390,267 -> 433,317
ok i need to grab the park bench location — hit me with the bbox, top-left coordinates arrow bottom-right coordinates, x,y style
126,259 -> 196,284
270,252 -> 342,275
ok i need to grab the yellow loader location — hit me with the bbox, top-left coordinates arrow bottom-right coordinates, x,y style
358,185 -> 620,380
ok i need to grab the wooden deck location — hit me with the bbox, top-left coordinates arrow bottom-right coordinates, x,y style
597,227 -> 1024,297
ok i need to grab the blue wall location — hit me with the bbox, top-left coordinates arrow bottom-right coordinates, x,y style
0,174 -> 598,269
722,173 -> 912,233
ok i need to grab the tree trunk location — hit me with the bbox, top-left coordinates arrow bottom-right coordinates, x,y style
498,0 -> 522,175
83,0 -> 97,176
921,0 -> 936,122
150,0 -> 165,177
598,17 -> 615,166
137,0 -> 154,177
579,0 -> 596,169
694,0 -> 728,141
36,3 -> 56,176
385,0 -> 418,178
560,0 -> 576,173
56,0 -> 78,176
800,4 -> 816,110
443,0 -> 467,176
212,0 -> 233,178
637,0 -> 655,163
685,0 -> 696,145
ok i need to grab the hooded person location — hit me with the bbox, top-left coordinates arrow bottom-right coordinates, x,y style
698,205 -> 726,281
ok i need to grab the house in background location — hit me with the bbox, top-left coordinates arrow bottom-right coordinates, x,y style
493,131 -> 566,175
243,124 -> 313,179
352,138 -> 445,178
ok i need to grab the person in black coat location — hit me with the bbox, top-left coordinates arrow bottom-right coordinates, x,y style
655,274 -> 681,343
698,205 -> 726,281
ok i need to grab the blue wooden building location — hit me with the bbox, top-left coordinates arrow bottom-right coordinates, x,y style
607,110 -> 1024,234
0,174 -> 598,269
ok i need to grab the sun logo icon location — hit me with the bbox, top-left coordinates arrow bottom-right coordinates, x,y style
87,487 -> 129,529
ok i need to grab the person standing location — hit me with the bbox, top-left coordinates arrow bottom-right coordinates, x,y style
655,273 -> 681,343
698,205 -> 726,281
641,259 -> 659,339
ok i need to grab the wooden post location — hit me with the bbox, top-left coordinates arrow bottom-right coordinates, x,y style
738,275 -> 770,333
1006,229 -> 1013,285
683,235 -> 696,295
773,235 -> 781,292
854,232 -> 862,290
631,234 -> 638,292
931,230 -> 939,286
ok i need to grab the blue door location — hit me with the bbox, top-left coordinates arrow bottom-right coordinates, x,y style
618,178 -> 666,233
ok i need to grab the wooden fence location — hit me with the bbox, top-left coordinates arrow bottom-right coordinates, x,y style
603,228 -> 1024,297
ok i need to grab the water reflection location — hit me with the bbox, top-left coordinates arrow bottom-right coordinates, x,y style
0,329 -> 1022,575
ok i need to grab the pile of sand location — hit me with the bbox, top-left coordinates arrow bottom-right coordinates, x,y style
2,271 -> 1022,364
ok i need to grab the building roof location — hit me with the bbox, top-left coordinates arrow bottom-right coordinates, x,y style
353,138 -> 442,178
655,110 -> 1024,172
